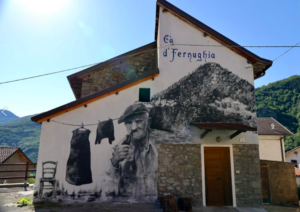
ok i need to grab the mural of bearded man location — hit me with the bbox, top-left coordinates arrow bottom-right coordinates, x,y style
103,102 -> 179,201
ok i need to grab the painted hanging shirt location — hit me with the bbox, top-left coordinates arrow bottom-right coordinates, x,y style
66,128 -> 93,186
95,119 -> 115,145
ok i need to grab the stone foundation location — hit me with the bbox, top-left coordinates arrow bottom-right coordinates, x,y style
233,144 -> 263,207
157,144 -> 262,207
157,144 -> 202,205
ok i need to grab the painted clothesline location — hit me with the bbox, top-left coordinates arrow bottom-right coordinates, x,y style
51,118 -> 119,127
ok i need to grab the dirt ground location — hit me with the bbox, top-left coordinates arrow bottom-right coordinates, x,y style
1,186 -> 300,212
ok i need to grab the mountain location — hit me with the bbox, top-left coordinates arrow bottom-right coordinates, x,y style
255,75 -> 300,152
0,114 -> 41,162
0,110 -> 19,124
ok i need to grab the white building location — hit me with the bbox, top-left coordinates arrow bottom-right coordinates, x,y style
31,0 -> 273,207
258,117 -> 293,162
286,146 -> 300,168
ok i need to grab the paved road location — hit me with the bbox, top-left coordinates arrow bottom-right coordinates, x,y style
1,187 -> 300,212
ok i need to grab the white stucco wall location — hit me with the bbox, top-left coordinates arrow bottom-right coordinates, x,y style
258,135 -> 285,162
35,5 -> 260,201
296,177 -> 300,186
286,150 -> 300,167
157,7 -> 255,86
157,7 -> 258,145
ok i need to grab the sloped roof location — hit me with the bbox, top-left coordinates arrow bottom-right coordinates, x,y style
67,0 -> 272,99
257,117 -> 293,136
67,42 -> 157,99
295,167 -> 300,177
32,0 -> 273,124
286,146 -> 300,156
0,147 -> 33,164
155,0 -> 272,79
0,147 -> 19,163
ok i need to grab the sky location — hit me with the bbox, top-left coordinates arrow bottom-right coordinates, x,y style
0,0 -> 299,117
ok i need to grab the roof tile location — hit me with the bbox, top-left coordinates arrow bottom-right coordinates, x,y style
257,117 -> 293,136
0,147 -> 19,163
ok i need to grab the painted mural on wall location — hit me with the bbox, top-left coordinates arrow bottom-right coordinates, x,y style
34,62 -> 255,202
95,119 -> 115,145
149,62 -> 256,132
66,127 -> 93,186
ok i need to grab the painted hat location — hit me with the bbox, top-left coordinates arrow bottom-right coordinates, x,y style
118,103 -> 148,124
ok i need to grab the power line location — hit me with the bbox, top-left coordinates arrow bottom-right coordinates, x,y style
0,62 -> 101,85
245,41 -> 300,69
0,43 -> 299,85
0,45 -> 166,85
272,41 -> 300,62
173,44 -> 300,48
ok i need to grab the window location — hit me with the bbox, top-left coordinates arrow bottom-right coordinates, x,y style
139,88 -> 150,102
291,160 -> 298,168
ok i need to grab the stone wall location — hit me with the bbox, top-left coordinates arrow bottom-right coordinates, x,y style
157,144 -> 202,205
80,49 -> 157,98
233,144 -> 263,207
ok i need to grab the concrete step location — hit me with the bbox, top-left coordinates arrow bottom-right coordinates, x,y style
0,183 -> 29,188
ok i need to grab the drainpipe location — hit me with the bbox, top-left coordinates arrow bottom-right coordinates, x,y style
280,135 -> 285,162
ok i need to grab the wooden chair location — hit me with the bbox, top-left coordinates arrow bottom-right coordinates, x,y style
39,161 -> 58,198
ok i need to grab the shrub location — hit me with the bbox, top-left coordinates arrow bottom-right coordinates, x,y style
28,173 -> 35,184
16,197 -> 31,207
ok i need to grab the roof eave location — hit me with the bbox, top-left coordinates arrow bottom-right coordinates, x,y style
258,133 -> 293,136
67,42 -> 157,80
31,69 -> 160,123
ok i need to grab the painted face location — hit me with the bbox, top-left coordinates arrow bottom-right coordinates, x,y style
124,113 -> 150,142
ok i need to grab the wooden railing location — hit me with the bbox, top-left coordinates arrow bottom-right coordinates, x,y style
0,162 -> 37,188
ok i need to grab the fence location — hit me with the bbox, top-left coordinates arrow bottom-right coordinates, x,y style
0,162 -> 37,189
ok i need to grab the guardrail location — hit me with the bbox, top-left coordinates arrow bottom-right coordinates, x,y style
0,162 -> 37,189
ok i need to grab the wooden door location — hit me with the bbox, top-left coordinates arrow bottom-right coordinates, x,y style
204,147 -> 233,206
260,162 -> 271,203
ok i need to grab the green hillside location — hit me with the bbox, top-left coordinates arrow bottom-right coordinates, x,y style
0,115 -> 41,162
255,75 -> 300,152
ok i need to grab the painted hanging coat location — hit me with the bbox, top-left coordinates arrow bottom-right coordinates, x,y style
66,128 -> 93,186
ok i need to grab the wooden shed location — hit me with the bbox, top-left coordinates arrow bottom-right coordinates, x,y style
0,147 -> 33,183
